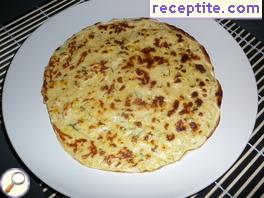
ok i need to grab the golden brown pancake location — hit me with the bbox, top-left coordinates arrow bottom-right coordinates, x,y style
42,18 -> 222,172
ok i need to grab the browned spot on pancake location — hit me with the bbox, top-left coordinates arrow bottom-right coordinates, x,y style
181,54 -> 189,63
150,144 -> 158,152
179,102 -> 193,115
145,154 -> 151,159
77,43 -> 86,49
154,38 -> 170,48
110,143 -> 117,147
188,51 -> 200,60
195,98 -> 203,107
166,133 -> 175,141
134,121 -> 142,127
167,100 -> 179,116
117,147 -> 133,159
144,132 -> 153,141
153,56 -> 166,65
195,64 -> 206,73
215,82 -> 223,107
82,141 -> 97,159
44,95 -> 49,102
69,66 -> 75,70
150,140 -> 156,146
119,85 -> 126,91
62,57 -> 71,69
154,38 -> 160,47
171,51 -> 176,56
109,22 -> 135,33
131,136 -> 138,143
98,24 -> 108,30
97,135 -> 103,140
152,96 -> 165,108
110,102 -> 116,109
191,91 -> 198,98
101,83 -> 115,94
104,154 -> 115,165
164,123 -> 169,130
53,125 -> 72,141
68,40 -> 77,55
106,131 -> 117,142
176,33 -> 183,42
141,47 -> 156,54
114,40 -> 124,45
121,112 -> 129,119
76,139 -> 86,143
99,61 -> 109,74
150,80 -> 157,88
175,120 -> 186,132
139,47 -> 168,68
189,122 -> 199,132
98,100 -> 104,108
89,125 -> 96,129
88,140 -> 98,157
68,138 -> 87,153
99,149 -> 106,156
117,77 -> 123,83
133,98 -> 147,107
136,68 -> 150,85
125,96 -> 131,107
199,81 -> 206,87
174,78 -> 181,83
89,33 -> 94,39
122,56 -> 137,69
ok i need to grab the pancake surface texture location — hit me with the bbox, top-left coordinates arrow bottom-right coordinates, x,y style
42,18 -> 222,172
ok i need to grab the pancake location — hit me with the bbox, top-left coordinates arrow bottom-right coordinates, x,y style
41,18 -> 222,172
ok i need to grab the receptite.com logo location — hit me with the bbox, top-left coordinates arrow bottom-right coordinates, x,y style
0,168 -> 30,197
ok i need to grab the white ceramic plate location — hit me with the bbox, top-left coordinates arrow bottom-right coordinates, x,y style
2,0 -> 258,197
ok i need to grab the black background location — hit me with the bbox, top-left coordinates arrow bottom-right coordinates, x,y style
0,0 -> 263,198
